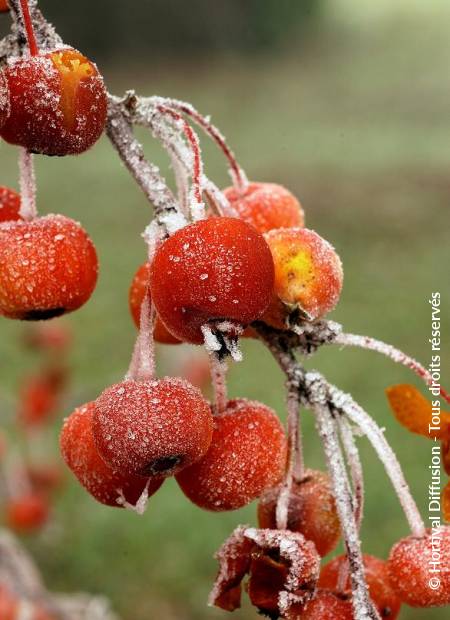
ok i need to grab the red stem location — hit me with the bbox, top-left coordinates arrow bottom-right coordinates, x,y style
157,105 -> 203,206
169,101 -> 248,192
19,0 -> 38,56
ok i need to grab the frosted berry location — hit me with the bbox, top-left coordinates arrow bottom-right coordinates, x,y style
150,217 -> 275,344
6,493 -> 49,532
26,463 -> 64,496
93,378 -> 213,477
60,402 -> 162,507
263,227 -> 343,327
320,554 -> 401,618
0,48 -> 107,156
223,182 -> 304,234
0,187 -> 21,222
0,70 -> 8,128
258,469 -> 340,556
176,399 -> 287,511
129,262 -> 180,344
299,591 -> 353,619
0,0 -> 9,12
0,214 -> 98,320
388,527 -> 450,607
0,586 -> 18,620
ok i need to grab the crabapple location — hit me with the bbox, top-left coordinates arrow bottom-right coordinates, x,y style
176,399 -> 287,511
92,378 -> 213,477
129,262 -> 180,344
0,48 -> 107,156
23,321 -> 71,351
6,493 -> 49,533
0,187 -> 21,222
0,70 -> 8,127
18,373 -> 59,428
26,463 -> 64,496
60,402 -> 162,507
387,527 -> 450,607
320,554 -> 401,618
298,591 -> 353,619
263,227 -> 343,327
258,469 -> 340,556
443,439 -> 450,475
0,1 -> 9,12
223,182 -> 304,234
150,217 -> 275,344
0,214 -> 98,320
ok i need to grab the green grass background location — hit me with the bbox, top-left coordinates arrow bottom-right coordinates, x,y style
0,2 -> 449,618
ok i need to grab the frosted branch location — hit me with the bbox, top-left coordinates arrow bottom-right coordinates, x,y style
334,331 -> 450,405
209,354 -> 228,414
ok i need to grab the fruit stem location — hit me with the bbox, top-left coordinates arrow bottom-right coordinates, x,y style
18,148 -> 37,221
312,400 -> 380,619
329,382 -> 426,538
157,105 -> 205,221
209,354 -> 228,414
19,0 -> 38,55
276,369 -> 304,530
163,98 -> 249,192
334,332 -> 450,405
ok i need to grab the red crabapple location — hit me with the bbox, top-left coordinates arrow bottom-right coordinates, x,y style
223,182 -> 304,234
176,399 -> 287,511
0,214 -> 98,320
60,402 -> 162,507
150,217 -> 275,344
263,227 -> 343,327
129,262 -> 180,344
0,70 -> 8,127
18,373 -> 58,428
0,48 -> 107,156
320,554 -> 401,618
92,378 -> 213,477
0,187 -> 21,222
442,439 -> 450,475
6,493 -> 49,533
387,527 -> 450,607
0,1 -> 9,12
26,463 -> 64,496
298,591 -> 353,620
0,585 -> 18,620
258,469 -> 340,556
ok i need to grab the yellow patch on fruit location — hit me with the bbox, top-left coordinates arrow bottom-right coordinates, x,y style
51,50 -> 95,129
273,246 -> 315,305
386,384 -> 450,440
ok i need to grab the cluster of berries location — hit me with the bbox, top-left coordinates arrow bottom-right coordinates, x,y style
0,1 -> 105,321
1,3 -> 449,619
0,322 -> 68,535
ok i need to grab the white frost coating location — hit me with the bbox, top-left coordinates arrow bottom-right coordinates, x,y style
18,148 -> 37,221
209,354 -> 228,414
116,478 -> 152,515
338,417 -> 364,533
17,600 -> 34,620
330,382 -> 425,537
201,325 -> 222,353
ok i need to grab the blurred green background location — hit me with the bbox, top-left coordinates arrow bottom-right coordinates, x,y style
1,0 -> 450,618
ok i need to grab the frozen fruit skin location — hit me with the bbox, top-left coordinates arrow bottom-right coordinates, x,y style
176,398 -> 287,511
388,527 -> 450,607
150,217 -> 275,344
320,554 -> 401,619
298,591 -> 353,619
129,262 -> 180,344
0,49 -> 107,156
386,384 -> 450,440
6,494 -> 49,532
61,402 -> 162,507
0,187 -> 20,223
0,214 -> 98,320
258,469 -> 340,557
223,182 -> 305,234
0,70 -> 8,128
93,378 -> 213,477
263,227 -> 343,327
0,0 -> 9,12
